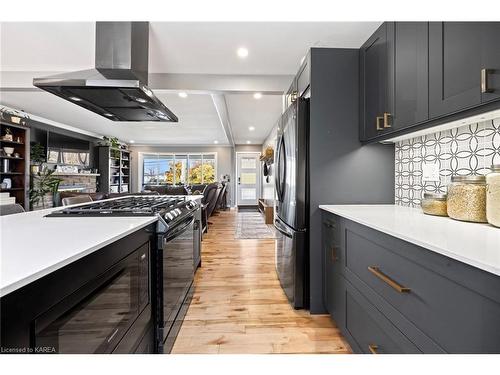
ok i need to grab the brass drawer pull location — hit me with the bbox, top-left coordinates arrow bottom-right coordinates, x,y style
383,112 -> 392,128
481,68 -> 494,93
368,266 -> 410,293
368,344 -> 378,354
376,116 -> 384,131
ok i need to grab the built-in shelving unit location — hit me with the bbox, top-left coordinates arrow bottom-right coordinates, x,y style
98,146 -> 131,194
0,121 -> 30,209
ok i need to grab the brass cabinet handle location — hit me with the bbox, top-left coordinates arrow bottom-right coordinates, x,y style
481,68 -> 494,93
331,246 -> 339,262
383,112 -> 392,128
368,266 -> 411,293
324,222 -> 336,229
376,116 -> 384,131
291,90 -> 298,102
368,344 -> 379,354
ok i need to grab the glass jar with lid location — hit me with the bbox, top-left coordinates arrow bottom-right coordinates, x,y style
486,164 -> 500,227
447,175 -> 487,223
421,192 -> 448,216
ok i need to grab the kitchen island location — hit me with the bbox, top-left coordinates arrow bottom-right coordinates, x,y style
0,195 -> 202,354
319,204 -> 500,353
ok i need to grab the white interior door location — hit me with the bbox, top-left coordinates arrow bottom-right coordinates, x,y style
236,152 -> 261,206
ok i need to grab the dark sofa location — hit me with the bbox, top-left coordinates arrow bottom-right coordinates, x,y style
143,185 -> 188,195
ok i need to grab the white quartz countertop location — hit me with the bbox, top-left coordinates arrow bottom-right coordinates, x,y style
319,204 -> 500,277
0,195 -> 203,297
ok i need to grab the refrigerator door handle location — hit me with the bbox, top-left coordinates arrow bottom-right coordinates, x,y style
275,134 -> 283,201
280,135 -> 286,202
274,218 -> 293,238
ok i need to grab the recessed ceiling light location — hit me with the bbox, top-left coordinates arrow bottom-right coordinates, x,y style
129,140 -> 135,143
103,113 -> 113,117
135,97 -> 147,103
213,140 -> 219,144
178,92 -> 188,98
246,140 -> 251,144
237,47 -> 249,58
248,126 -> 255,131
253,93 -> 262,99
69,96 -> 82,101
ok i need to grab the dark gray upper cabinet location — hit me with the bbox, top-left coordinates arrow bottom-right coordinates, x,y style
429,22 -> 483,118
393,22 -> 429,130
360,22 -> 429,141
361,22 -> 500,143
481,22 -> 500,103
359,23 -> 392,140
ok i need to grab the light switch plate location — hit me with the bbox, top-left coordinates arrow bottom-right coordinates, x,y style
422,162 -> 440,182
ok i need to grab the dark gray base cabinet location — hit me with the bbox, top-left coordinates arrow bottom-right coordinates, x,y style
322,211 -> 500,354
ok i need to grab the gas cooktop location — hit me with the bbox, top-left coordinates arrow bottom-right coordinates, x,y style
45,196 -> 198,219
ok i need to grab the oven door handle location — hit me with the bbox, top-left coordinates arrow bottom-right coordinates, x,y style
163,216 -> 195,243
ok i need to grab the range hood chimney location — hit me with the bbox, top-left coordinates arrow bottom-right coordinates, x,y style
33,22 -> 178,122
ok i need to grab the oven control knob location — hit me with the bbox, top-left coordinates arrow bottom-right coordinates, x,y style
175,208 -> 182,215
165,213 -> 173,221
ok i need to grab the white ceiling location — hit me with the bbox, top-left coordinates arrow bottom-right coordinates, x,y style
0,22 -> 381,145
0,91 -> 229,145
148,22 -> 381,75
225,94 -> 282,144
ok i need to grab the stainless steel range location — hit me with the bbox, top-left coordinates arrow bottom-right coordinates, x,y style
46,195 -> 201,353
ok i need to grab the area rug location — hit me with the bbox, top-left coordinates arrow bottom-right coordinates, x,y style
234,211 -> 277,239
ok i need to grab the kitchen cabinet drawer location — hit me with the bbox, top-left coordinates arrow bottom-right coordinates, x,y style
345,278 -> 420,354
344,225 -> 500,353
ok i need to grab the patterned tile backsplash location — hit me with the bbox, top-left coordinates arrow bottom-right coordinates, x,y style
395,117 -> 500,207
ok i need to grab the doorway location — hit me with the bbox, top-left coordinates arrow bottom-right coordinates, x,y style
235,152 -> 261,207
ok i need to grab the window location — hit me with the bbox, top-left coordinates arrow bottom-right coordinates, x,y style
142,153 -> 217,186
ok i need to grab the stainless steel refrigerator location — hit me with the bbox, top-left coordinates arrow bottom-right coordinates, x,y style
274,97 -> 309,309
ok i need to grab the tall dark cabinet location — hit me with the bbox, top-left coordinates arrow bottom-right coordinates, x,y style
302,48 -> 395,313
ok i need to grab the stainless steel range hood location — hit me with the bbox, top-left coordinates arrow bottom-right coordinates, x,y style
33,22 -> 178,122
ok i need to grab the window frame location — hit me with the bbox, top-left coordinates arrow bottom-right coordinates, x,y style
140,152 -> 218,187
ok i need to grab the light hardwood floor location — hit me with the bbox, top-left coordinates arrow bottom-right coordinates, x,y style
171,209 -> 351,354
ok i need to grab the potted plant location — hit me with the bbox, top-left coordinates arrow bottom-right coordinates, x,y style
100,136 -> 121,158
29,169 -> 63,210
30,142 -> 46,173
